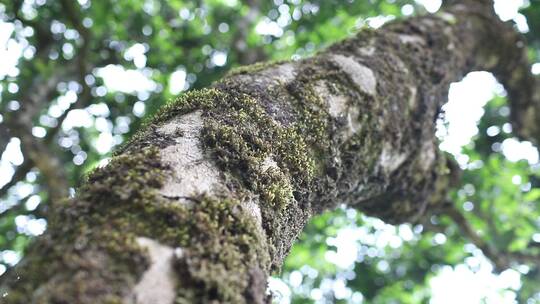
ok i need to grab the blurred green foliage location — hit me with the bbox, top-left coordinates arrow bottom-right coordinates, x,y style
0,0 -> 540,303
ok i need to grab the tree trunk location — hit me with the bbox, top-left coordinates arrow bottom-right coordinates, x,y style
1,1 -> 537,303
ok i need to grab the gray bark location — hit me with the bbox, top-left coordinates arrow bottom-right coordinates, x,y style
1,1 -> 538,303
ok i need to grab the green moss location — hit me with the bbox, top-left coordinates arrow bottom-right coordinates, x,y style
225,60 -> 287,77
146,88 -> 223,127
2,147 -> 166,303
5,56 -> 368,301
256,167 -> 294,211
173,196 -> 270,303
114,89 -> 223,156
3,20 -> 459,300
131,85 -> 318,213
124,78 -> 333,269
82,146 -> 270,303
4,144 -> 269,304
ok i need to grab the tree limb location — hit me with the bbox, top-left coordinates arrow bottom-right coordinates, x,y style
1,0 -> 94,205
232,0 -> 266,65
443,203 -> 540,272
1,1 -> 538,303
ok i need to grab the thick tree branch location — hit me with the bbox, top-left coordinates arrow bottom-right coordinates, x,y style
0,161 -> 33,200
0,124 -> 10,156
232,0 -> 266,65
5,65 -> 69,203
1,0 -> 94,204
443,0 -> 540,145
444,203 -> 540,272
491,37 -> 540,145
1,2 -> 538,303
14,127 -> 69,203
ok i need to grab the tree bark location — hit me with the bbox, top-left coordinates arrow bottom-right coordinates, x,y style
1,1 -> 537,303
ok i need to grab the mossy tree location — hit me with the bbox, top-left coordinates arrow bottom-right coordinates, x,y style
1,0 -> 540,303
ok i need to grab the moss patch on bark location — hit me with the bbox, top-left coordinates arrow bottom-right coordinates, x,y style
1,145 -> 270,304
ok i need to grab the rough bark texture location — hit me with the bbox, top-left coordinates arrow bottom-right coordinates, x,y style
1,1 -> 538,303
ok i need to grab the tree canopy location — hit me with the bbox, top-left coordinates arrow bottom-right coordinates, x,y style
1,0 -> 540,303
